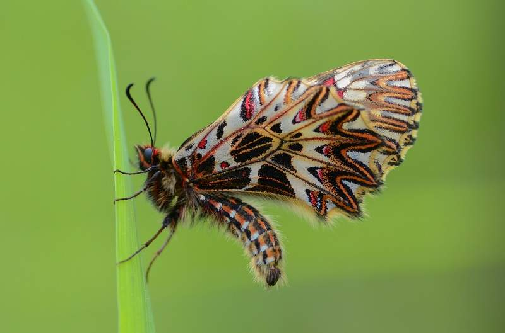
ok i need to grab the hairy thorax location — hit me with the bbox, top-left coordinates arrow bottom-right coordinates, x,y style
145,148 -> 182,212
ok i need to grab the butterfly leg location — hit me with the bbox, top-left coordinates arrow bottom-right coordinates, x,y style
197,193 -> 283,286
114,168 -> 151,175
114,170 -> 161,203
145,204 -> 184,281
118,201 -> 182,265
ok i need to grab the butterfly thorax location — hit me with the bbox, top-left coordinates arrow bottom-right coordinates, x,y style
136,145 -> 183,212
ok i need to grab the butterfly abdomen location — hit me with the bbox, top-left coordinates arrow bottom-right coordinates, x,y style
196,193 -> 283,286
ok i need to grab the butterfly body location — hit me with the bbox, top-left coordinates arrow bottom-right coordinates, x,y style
122,59 -> 422,286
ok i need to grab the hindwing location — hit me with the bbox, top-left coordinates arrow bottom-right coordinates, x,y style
173,59 -> 422,219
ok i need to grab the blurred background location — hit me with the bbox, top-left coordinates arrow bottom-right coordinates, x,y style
1,0 -> 503,332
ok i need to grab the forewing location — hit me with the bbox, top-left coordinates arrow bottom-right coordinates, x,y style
307,59 -> 422,156
174,59 -> 422,219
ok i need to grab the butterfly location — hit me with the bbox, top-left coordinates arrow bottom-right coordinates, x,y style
115,59 -> 422,286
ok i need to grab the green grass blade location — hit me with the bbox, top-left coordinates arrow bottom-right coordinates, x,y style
83,1 -> 156,332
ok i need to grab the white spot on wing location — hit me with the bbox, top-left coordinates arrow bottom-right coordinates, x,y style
385,97 -> 411,107
375,152 -> 387,166
342,115 -> 367,131
336,76 -> 351,89
377,128 -> 401,142
342,180 -> 359,195
381,111 -> 409,122
382,63 -> 401,74
346,151 -> 371,165
290,158 -> 325,187
349,80 -> 368,89
291,81 -> 309,100
316,92 -> 340,115
388,79 -> 411,88
344,89 -> 367,102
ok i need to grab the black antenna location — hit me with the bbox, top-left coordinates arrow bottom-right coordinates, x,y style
126,83 -> 155,147
145,77 -> 158,144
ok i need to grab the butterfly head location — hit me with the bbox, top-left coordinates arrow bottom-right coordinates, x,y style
136,145 -> 160,171
126,79 -> 162,172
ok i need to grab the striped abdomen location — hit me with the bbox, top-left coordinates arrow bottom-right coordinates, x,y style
196,193 -> 283,286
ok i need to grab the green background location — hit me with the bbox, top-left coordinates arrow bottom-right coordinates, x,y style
1,0 -> 503,332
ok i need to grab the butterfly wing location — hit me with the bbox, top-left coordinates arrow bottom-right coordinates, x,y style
307,58 -> 422,154
173,59 -> 422,219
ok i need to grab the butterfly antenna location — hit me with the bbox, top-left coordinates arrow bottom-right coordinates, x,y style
145,77 -> 158,145
126,83 -> 155,147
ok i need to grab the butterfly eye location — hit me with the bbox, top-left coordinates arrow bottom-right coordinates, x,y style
144,147 -> 153,162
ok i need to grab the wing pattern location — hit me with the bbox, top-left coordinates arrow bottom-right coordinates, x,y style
173,59 -> 422,219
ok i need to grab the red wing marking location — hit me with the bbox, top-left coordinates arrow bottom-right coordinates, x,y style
174,59 -> 422,219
